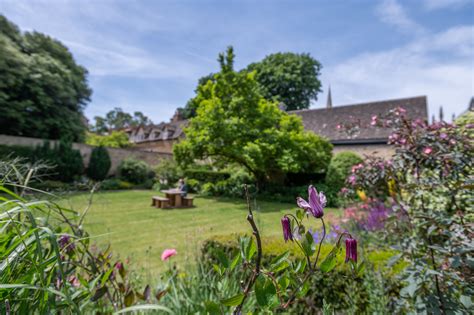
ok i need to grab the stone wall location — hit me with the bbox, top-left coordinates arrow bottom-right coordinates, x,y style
332,143 -> 395,159
0,134 -> 171,174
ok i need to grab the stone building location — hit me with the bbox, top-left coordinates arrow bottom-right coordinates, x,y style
290,95 -> 428,158
125,110 -> 187,154
127,95 -> 428,158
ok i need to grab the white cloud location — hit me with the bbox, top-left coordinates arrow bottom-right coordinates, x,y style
375,0 -> 426,35
316,25 -> 474,119
423,0 -> 471,10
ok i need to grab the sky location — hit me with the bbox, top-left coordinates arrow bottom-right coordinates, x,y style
1,0 -> 473,123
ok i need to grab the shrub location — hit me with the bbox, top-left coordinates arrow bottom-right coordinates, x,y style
0,161 -> 162,313
184,169 -> 231,183
154,158 -> 182,188
325,151 -> 363,194
51,140 -> 84,182
117,158 -> 153,184
0,141 -> 84,182
87,146 -> 111,181
202,234 -> 403,313
0,144 -> 36,160
100,178 -> 134,190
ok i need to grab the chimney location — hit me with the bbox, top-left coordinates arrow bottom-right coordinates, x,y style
171,109 -> 184,122
326,85 -> 333,108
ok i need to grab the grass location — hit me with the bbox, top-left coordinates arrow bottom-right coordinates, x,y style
64,190 -> 342,278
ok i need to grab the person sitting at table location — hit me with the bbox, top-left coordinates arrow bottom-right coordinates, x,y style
177,178 -> 188,197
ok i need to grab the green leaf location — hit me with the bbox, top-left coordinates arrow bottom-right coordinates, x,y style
124,290 -> 135,307
230,252 -> 241,271
270,251 -> 290,273
278,276 -> 290,291
113,304 -> 173,314
320,244 -> 342,273
220,293 -> 245,306
214,248 -> 230,268
100,267 -> 114,286
296,209 -> 304,220
204,300 -> 221,315
91,286 -> 108,302
300,231 -> 315,257
255,275 -> 276,307
245,237 -> 257,262
460,295 -> 472,309
295,258 -> 307,273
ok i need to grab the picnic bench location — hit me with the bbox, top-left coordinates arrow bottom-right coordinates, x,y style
182,196 -> 194,207
151,196 -> 170,209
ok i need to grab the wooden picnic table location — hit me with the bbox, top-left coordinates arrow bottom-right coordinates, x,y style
161,189 -> 185,207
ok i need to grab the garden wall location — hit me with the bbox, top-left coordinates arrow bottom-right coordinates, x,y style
333,143 -> 395,159
0,134 -> 171,174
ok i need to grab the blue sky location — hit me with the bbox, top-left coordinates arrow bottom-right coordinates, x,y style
1,0 -> 472,123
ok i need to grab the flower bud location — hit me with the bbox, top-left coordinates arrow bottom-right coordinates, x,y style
345,237 -> 357,263
281,216 -> 293,242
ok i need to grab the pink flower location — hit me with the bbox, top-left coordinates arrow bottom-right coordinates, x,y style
440,133 -> 448,139
161,248 -> 177,261
348,175 -> 357,185
68,275 -> 80,288
423,147 -> 433,155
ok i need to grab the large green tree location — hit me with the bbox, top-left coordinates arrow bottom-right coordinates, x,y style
91,107 -> 153,134
0,15 -> 92,142
246,52 -> 322,111
180,51 -> 322,118
174,47 -> 332,185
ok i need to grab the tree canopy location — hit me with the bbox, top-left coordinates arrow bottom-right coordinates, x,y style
180,51 -> 322,118
91,107 -> 153,134
246,52 -> 322,111
0,15 -> 92,142
174,47 -> 332,185
85,131 -> 130,148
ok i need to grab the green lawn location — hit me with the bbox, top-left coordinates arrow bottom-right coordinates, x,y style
65,190 -> 341,277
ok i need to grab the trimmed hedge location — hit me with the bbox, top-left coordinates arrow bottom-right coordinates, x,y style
87,146 -> 111,181
184,169 -> 231,183
202,234 -> 404,312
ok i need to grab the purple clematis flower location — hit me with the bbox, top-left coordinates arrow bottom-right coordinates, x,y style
281,216 -> 293,242
345,237 -> 357,263
296,185 -> 325,218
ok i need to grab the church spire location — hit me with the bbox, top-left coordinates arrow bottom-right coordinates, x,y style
326,85 -> 333,108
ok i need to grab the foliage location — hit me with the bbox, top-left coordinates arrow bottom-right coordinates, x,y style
86,146 -> 111,181
0,15 -> 91,142
343,108 -> 474,313
100,178 -> 134,190
0,141 -> 84,182
325,151 -> 363,195
85,131 -> 131,148
157,261 -> 256,314
51,140 -> 84,182
184,169 -> 231,183
246,52 -> 322,111
90,107 -> 153,134
202,234 -> 402,312
154,159 -> 183,189
117,158 -> 153,185
204,185 -> 361,314
174,47 -> 332,186
180,51 -> 322,117
0,161 -> 169,313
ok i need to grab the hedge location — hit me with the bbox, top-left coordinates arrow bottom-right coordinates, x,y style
202,234 -> 404,312
184,169 -> 231,183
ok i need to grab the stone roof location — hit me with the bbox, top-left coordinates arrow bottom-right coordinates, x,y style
290,96 -> 428,143
129,119 -> 188,143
